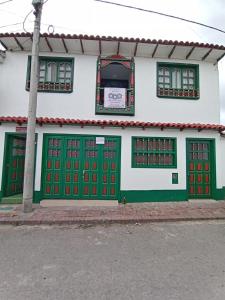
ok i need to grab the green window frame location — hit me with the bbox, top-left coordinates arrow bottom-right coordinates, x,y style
132,137 -> 177,168
26,56 -> 74,93
157,62 -> 199,99
96,55 -> 135,116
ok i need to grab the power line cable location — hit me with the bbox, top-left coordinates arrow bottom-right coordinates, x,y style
0,1 -> 49,50
23,9 -> 33,33
0,21 -> 22,28
0,0 -> 13,5
22,0 -> 49,33
94,0 -> 225,34
1,1 -> 50,50
41,22 -> 77,32
0,8 -> 24,18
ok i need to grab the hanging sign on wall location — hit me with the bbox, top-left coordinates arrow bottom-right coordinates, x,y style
96,137 -> 105,144
104,87 -> 126,108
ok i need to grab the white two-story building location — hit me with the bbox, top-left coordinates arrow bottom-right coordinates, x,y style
0,32 -> 225,204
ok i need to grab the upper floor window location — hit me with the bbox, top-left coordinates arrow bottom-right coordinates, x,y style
26,56 -> 74,93
96,55 -> 135,115
157,63 -> 199,99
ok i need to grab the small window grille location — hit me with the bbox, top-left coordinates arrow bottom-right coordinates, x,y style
132,137 -> 177,168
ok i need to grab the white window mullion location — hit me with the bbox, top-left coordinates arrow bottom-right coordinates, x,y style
172,68 -> 182,89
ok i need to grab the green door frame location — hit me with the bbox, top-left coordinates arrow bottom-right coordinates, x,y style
41,133 -> 121,200
1,132 -> 38,198
186,138 -> 216,199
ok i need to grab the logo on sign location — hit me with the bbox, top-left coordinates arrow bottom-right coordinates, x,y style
108,93 -> 123,100
104,87 -> 126,109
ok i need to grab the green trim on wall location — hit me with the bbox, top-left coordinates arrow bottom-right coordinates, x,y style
33,191 -> 42,203
1,189 -> 225,203
214,187 -> 225,200
1,194 -> 22,204
0,191 -> 43,204
120,190 -> 188,203
119,188 -> 225,202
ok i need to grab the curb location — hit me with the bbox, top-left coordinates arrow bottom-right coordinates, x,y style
1,216 -> 225,226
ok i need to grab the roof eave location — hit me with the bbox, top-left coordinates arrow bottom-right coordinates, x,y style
0,116 -> 224,133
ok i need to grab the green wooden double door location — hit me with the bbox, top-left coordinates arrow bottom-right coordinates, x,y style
3,134 -> 26,197
42,135 -> 121,200
187,139 -> 215,198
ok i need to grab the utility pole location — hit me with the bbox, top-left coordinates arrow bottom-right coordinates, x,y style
23,0 -> 43,213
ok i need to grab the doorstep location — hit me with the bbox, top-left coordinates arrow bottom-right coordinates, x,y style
188,199 -> 217,204
40,200 -> 119,207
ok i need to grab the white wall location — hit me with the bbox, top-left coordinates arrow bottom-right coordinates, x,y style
0,124 -> 222,193
0,51 -> 220,124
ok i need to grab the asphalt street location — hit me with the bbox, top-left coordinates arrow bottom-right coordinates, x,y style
0,221 -> 225,300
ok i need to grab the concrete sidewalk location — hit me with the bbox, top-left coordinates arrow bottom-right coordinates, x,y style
1,200 -> 225,225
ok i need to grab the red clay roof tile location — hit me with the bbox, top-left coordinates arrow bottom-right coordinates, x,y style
0,32 -> 225,51
0,116 -> 224,132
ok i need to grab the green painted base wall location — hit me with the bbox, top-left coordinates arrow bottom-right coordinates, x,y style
0,193 -> 22,204
214,188 -> 225,200
1,189 -> 225,203
120,190 -> 188,203
120,188 -> 225,203
33,191 -> 42,203
0,191 -> 42,204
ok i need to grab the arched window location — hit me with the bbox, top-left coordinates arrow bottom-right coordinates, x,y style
96,55 -> 135,115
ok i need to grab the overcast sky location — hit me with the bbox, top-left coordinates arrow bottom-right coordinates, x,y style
1,0 -> 225,122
